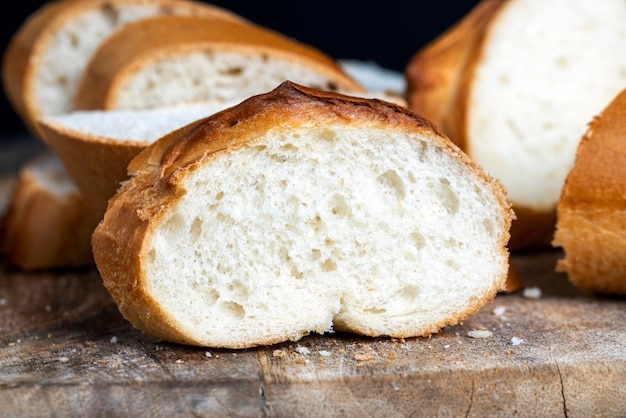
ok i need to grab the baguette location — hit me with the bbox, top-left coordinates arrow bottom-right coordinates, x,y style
92,81 -> 513,348
553,89 -> 626,295
1,0 -> 246,137
405,0 -> 626,251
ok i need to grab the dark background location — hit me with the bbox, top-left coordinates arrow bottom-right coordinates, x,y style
0,1 -> 481,140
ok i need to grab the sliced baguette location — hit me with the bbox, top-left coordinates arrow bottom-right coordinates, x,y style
92,81 -> 513,348
2,0 -> 246,137
405,0 -> 626,251
553,89 -> 626,295
74,15 -> 365,111
2,153 -> 99,270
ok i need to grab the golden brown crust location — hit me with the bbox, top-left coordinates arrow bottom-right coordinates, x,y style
75,15 -> 365,110
1,0 -> 246,138
405,0 -> 503,146
2,154 -> 100,270
553,89 -> 626,295
93,81 -> 513,347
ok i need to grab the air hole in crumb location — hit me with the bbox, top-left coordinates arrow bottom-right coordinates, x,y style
307,215 -> 324,234
282,143 -> 298,152
409,231 -> 427,250
311,249 -> 321,260
434,178 -> 459,215
318,128 -> 337,142
290,266 -> 303,279
215,191 -> 224,201
329,194 -> 351,217
321,258 -> 337,272
228,280 -> 249,301
165,213 -> 185,235
221,301 -> 245,320
399,284 -> 420,302
204,287 -> 220,306
190,218 -> 202,242
483,218 -> 495,235
222,67 -> 243,76
377,170 -> 406,201
326,81 -> 338,91
147,249 -> 156,263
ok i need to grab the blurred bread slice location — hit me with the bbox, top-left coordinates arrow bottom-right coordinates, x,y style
405,0 -> 626,251
553,89 -> 626,295
1,0 -> 246,137
37,101 -> 238,216
92,81 -> 513,348
74,15 -> 365,111
1,154 -> 99,270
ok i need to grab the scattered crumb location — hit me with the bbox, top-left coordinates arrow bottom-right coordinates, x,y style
59,357 -> 69,363
318,350 -> 331,357
205,351 -> 212,358
354,353 -> 376,362
44,304 -> 52,312
0,298 -> 7,306
175,359 -> 184,364
272,349 -> 285,357
511,336 -> 524,346
523,286 -> 542,299
492,306 -> 507,316
110,336 -> 118,344
468,330 -> 493,339
295,346 -> 311,355
444,344 -> 451,349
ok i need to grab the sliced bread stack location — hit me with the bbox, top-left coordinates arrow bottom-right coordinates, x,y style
405,0 -> 626,251
2,0 -> 246,137
92,81 -> 514,348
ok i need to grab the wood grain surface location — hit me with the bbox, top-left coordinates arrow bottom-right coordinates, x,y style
0,138 -> 625,417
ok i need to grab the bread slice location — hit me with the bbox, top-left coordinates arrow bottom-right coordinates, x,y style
92,81 -> 513,348
553,89 -> 626,295
2,153 -> 99,271
1,0 -> 246,137
74,15 -> 365,111
405,0 -> 626,251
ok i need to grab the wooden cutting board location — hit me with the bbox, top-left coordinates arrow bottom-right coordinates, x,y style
0,139 -> 625,417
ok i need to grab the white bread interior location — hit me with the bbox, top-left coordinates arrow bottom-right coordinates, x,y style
92,82 -> 513,348
468,0 -> 626,211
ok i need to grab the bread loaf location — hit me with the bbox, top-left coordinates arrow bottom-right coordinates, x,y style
553,89 -> 626,295
405,0 -> 626,251
2,154 -> 99,270
92,81 -> 513,348
1,0 -> 245,137
74,15 -> 365,111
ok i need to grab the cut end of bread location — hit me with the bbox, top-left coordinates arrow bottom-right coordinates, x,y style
93,82 -> 512,348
